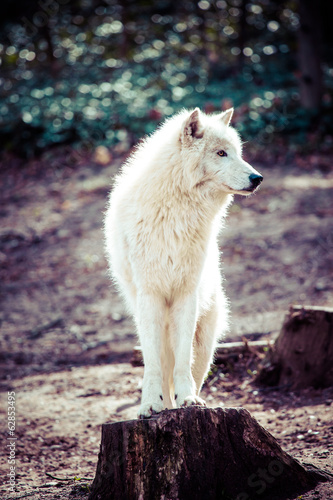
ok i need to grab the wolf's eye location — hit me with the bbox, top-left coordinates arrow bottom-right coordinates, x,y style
217,150 -> 227,157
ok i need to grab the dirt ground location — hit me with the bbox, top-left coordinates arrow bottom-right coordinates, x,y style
0,145 -> 332,500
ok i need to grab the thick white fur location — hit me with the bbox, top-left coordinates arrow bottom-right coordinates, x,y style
104,108 -> 262,417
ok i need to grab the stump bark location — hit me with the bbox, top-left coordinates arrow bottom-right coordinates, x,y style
257,305 -> 333,388
88,406 -> 331,500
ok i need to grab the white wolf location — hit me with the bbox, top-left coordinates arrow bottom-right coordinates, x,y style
104,107 -> 262,418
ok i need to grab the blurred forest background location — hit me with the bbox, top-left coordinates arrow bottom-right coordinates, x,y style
0,0 -> 332,159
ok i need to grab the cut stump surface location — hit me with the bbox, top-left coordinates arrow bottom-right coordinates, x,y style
89,406 -> 331,500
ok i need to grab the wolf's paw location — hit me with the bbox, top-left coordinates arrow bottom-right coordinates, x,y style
138,400 -> 165,419
178,395 -> 206,408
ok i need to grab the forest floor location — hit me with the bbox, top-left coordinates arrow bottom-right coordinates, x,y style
0,145 -> 332,499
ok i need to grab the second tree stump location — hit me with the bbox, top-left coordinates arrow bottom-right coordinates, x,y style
257,305 -> 333,388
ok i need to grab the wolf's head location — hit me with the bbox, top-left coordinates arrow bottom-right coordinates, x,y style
180,108 -> 263,196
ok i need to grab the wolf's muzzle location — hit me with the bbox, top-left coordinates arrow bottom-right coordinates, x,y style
249,173 -> 263,190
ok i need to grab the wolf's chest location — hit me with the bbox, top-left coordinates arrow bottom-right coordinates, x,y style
132,211 -> 209,294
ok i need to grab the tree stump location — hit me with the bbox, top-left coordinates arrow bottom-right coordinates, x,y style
88,406 -> 331,500
256,305 -> 333,388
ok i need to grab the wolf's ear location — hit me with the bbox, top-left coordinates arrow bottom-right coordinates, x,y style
181,108 -> 204,144
219,108 -> 234,126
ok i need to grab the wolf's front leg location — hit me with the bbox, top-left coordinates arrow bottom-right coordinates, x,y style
136,293 -> 166,418
171,294 -> 206,408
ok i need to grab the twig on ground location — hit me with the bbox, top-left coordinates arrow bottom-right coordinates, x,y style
45,472 -> 71,481
45,471 -> 93,481
29,317 -> 64,339
6,493 -> 36,499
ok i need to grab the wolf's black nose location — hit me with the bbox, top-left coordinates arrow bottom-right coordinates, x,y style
249,173 -> 263,189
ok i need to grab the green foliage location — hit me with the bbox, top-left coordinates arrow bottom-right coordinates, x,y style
0,0 -> 332,157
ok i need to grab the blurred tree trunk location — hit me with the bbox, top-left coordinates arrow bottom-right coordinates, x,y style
41,24 -> 56,63
237,0 -> 247,71
298,0 -> 322,111
119,0 -> 129,60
